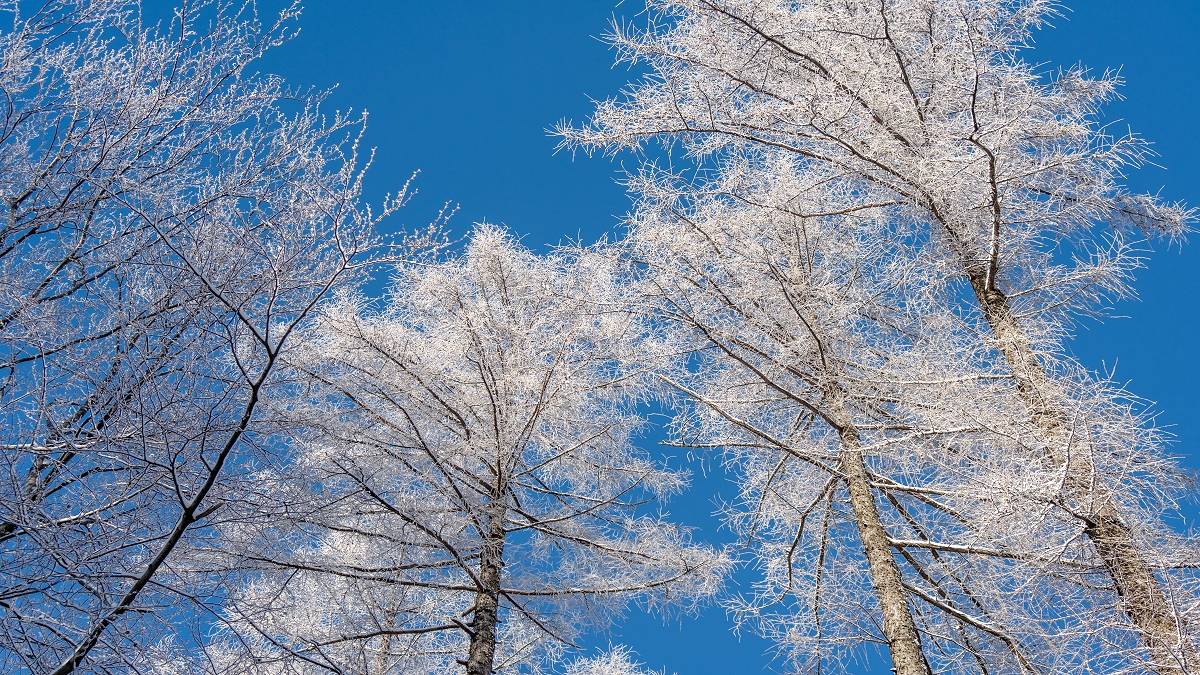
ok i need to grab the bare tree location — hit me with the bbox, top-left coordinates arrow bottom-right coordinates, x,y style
560,1 -> 1198,671
626,165 -> 942,675
0,1 -> 416,671
198,226 -> 728,674
614,158 -> 1190,673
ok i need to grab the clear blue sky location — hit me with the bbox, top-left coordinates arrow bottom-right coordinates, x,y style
261,3 -> 1200,673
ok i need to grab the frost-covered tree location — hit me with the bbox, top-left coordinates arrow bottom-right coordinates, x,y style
623,165 -> 949,674
616,158 -> 1191,674
561,1 -> 1198,671
563,647 -> 663,675
204,226 -> 728,674
0,1 -> 414,671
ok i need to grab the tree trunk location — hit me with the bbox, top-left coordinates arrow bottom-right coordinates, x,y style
830,393 -> 933,675
464,499 -> 507,675
966,271 -> 1194,674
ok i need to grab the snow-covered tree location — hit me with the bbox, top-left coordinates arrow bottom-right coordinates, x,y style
615,157 -> 1192,674
206,226 -> 728,674
0,1 -> 415,671
561,1 -> 1198,671
563,647 -> 663,675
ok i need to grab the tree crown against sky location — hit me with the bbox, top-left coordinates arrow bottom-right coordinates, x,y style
0,1 -> 426,671
181,225 -> 728,674
620,151 -> 1197,672
560,0 -> 1200,672
1,1 -> 1199,674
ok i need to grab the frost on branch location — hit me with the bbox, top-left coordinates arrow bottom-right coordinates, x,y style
0,1 -> 417,671
563,647 -> 664,675
619,156 -> 1199,673
561,1 -> 1200,672
202,225 -> 729,673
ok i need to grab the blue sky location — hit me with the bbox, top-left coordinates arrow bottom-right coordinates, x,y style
262,3 -> 1200,673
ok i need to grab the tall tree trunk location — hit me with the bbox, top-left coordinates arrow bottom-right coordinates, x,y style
829,391 -> 933,675
966,271 -> 1194,674
464,499 -> 507,675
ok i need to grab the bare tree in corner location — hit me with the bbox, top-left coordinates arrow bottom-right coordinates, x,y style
0,2 -> 421,671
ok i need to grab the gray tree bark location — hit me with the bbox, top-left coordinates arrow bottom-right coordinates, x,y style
464,499 -> 507,675
829,388 -> 933,675
966,271 -> 1194,674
